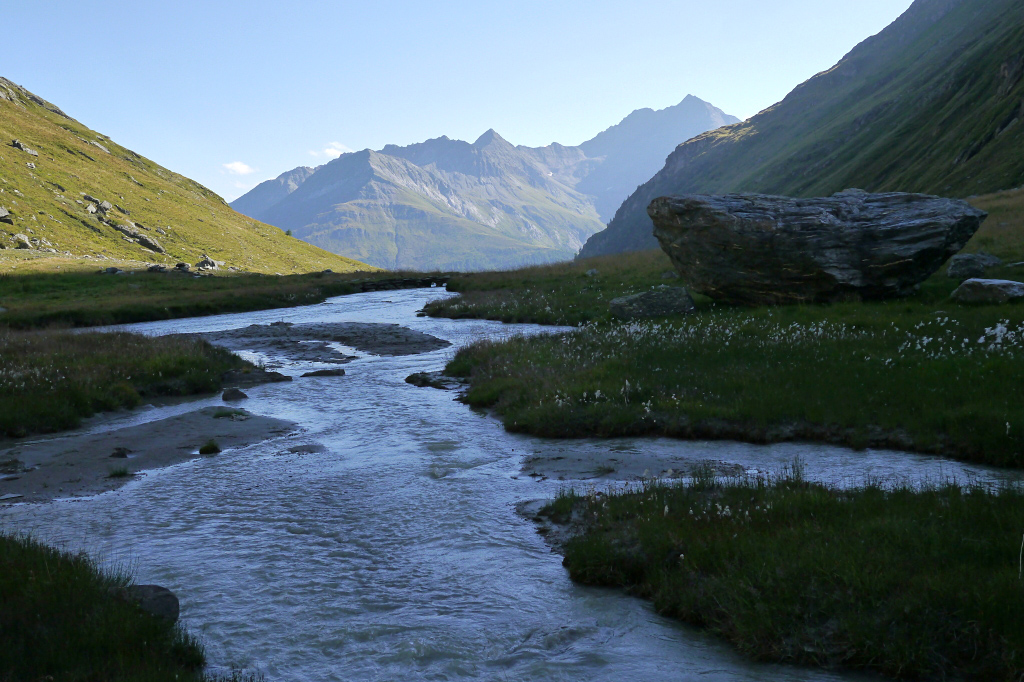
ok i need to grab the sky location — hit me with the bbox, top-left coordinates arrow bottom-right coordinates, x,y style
4,1 -> 915,202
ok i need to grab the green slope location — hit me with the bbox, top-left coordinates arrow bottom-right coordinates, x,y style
0,78 -> 373,274
580,0 -> 1024,258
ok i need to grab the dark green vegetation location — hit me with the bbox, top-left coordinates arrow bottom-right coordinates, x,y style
199,439 -> 221,455
437,190 -> 1024,468
0,269 -> 444,329
580,0 -> 1024,257
0,329 -> 250,437
422,249 -> 681,325
0,77 -> 371,274
0,533 -> 206,681
231,97 -> 735,271
546,470 -> 1024,680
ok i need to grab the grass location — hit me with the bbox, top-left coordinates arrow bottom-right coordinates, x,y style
545,468 -> 1024,680
0,532 -> 206,681
421,249 -> 683,325
0,329 -> 252,437
0,268 -> 447,329
198,439 -> 221,455
212,407 -> 246,419
107,465 -> 130,478
0,78 -> 371,275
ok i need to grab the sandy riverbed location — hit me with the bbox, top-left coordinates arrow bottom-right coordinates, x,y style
0,407 -> 296,504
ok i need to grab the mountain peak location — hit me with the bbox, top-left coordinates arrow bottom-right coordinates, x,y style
473,129 -> 509,148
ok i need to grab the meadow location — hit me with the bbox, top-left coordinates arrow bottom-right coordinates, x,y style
0,269 -> 445,329
0,329 -> 251,436
544,467 -> 1024,681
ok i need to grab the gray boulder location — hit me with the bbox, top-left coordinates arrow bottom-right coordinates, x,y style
951,278 -> 1024,304
147,263 -> 168,273
136,234 -> 165,253
196,255 -> 218,269
13,233 -> 32,249
648,190 -> 987,305
222,388 -> 249,401
98,200 -> 113,213
609,286 -> 696,319
947,253 -> 1002,280
11,139 -> 38,156
0,207 -> 11,224
109,584 -> 179,622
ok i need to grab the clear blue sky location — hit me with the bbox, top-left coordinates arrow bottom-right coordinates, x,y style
5,1 -> 914,201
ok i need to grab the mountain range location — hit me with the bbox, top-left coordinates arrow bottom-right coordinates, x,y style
579,0 -> 1024,258
0,78 -> 371,274
232,96 -> 737,270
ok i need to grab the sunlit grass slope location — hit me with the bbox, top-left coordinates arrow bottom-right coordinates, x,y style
0,77 -> 373,274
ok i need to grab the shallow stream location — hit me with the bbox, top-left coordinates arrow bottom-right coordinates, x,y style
3,289 -> 1018,681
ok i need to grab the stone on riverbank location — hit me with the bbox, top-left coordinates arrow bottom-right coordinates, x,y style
950,278 -> 1024,304
648,190 -> 987,305
109,585 -> 179,622
609,286 -> 695,319
222,387 -> 248,401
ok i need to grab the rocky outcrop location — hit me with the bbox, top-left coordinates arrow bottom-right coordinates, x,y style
609,286 -> 696,319
648,191 -> 987,305
11,139 -> 38,157
950,278 -> 1024,304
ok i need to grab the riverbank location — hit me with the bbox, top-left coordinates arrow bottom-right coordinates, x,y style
0,328 -> 275,438
0,269 -> 449,329
0,532 -> 263,681
532,469 -> 1024,681
0,406 -> 296,504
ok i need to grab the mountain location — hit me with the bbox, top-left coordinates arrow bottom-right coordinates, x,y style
579,0 -> 1024,259
0,78 -> 372,274
232,97 -> 736,271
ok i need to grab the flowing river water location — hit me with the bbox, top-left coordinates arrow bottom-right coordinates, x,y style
3,288 -> 1020,681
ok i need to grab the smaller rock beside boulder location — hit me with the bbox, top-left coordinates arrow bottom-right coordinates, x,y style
951,279 -> 1024,304
947,253 -> 1003,280
109,584 -> 179,622
609,286 -> 696,320
222,388 -> 249,401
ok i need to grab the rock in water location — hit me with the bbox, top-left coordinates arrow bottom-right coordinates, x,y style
950,278 -> 1024,304
648,191 -> 987,305
609,287 -> 696,319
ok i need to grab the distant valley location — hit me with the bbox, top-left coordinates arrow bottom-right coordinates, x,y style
231,96 -> 736,271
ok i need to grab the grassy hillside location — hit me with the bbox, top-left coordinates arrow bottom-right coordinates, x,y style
580,0 -> 1024,257
0,77 -> 373,274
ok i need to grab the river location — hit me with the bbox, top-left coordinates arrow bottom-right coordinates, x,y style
3,288 -> 1015,681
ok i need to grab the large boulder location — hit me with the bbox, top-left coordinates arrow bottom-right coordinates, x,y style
609,286 -> 696,319
648,190 -> 987,305
950,278 -> 1024,304
0,207 -> 12,224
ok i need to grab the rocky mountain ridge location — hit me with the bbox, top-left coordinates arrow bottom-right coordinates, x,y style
579,0 -> 1024,258
232,96 -> 737,270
